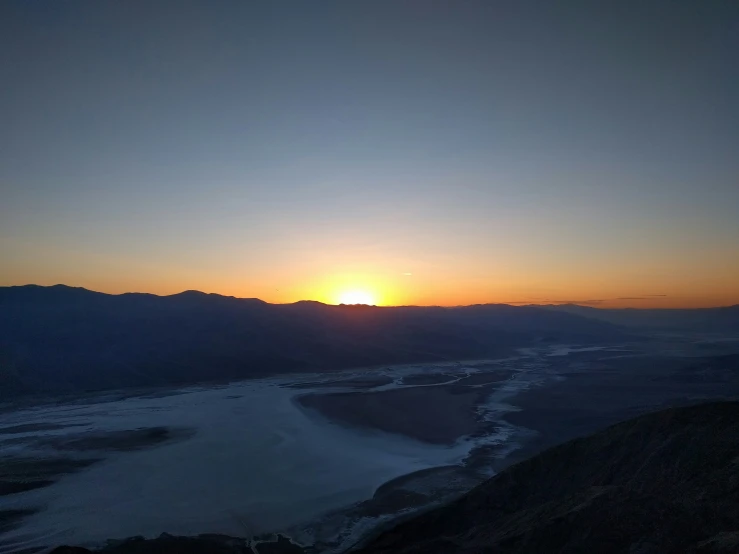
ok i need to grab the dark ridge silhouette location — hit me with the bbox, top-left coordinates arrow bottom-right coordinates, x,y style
0,285 -> 628,398
539,303 -> 739,332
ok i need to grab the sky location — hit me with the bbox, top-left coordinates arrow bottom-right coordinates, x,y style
1,1 -> 738,308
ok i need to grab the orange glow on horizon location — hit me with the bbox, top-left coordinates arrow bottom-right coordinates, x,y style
3,265 -> 739,309
1,274 -> 738,309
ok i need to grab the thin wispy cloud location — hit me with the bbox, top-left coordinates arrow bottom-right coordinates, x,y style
616,295 -> 668,301
506,299 -> 606,306
548,299 -> 606,306
508,294 -> 668,306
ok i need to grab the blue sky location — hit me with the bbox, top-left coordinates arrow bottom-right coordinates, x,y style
2,1 -> 738,306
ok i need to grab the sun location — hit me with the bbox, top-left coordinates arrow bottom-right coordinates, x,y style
337,289 -> 377,305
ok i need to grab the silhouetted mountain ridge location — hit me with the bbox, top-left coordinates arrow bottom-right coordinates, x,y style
536,303 -> 739,332
0,285 -> 628,397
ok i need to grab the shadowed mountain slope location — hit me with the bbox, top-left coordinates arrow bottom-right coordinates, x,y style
355,401 -> 739,554
0,285 -> 626,397
539,303 -> 739,332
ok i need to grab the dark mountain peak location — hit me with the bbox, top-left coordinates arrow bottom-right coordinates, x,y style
118,292 -> 158,299
10,283 -> 92,293
239,297 -> 267,304
165,290 -> 265,304
168,290 -> 212,298
163,290 -> 267,308
0,284 -> 102,304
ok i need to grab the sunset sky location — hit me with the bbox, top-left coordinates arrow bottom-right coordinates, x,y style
1,1 -> 738,308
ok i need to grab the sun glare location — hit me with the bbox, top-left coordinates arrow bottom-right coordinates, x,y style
337,289 -> 377,305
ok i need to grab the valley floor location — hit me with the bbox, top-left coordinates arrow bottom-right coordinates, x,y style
1,334 -> 738,553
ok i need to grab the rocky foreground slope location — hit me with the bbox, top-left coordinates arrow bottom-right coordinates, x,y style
356,401 -> 739,554
53,402 -> 739,554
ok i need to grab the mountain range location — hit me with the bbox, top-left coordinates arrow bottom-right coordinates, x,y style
536,303 -> 739,332
0,285 -> 630,398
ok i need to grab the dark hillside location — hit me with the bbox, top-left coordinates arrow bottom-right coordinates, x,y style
0,285 -> 626,397
355,401 -> 739,553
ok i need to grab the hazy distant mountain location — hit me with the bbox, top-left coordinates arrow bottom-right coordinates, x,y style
538,303 -> 739,332
0,285 -> 627,398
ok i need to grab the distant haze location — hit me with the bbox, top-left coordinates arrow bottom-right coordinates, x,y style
1,2 -> 738,308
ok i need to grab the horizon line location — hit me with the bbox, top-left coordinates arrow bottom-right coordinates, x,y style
2,283 -> 737,311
